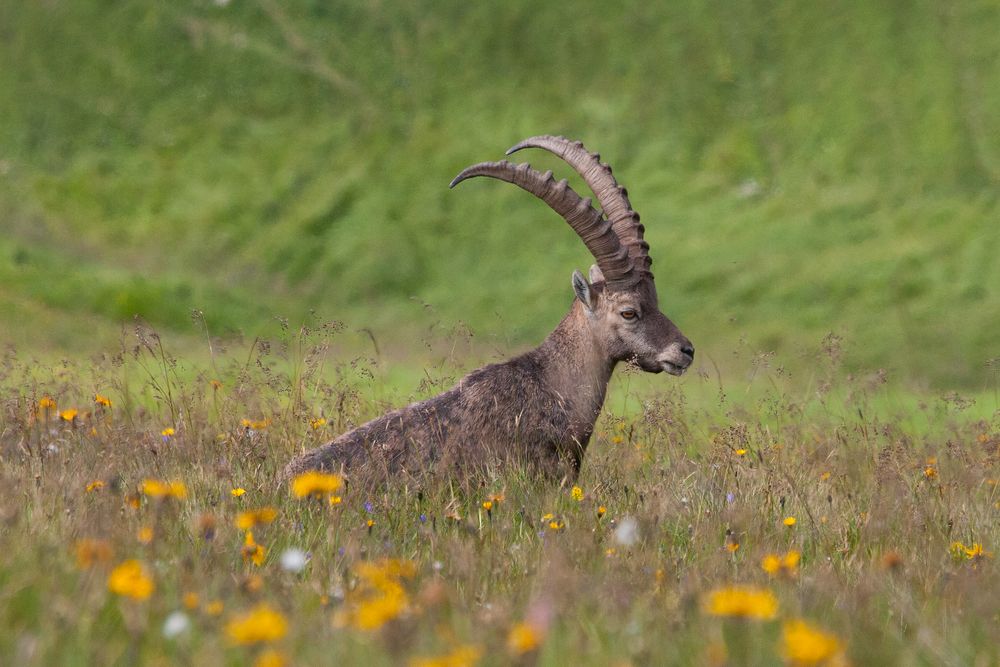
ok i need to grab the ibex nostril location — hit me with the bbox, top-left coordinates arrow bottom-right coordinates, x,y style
681,344 -> 695,360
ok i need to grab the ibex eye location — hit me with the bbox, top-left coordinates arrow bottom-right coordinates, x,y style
621,310 -> 637,320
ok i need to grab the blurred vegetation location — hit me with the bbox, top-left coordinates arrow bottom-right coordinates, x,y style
1,0 -> 998,388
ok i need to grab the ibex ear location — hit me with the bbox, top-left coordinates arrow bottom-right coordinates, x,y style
571,270 -> 595,311
588,264 -> 605,284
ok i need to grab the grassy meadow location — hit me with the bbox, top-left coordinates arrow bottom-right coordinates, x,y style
1,1 -> 999,665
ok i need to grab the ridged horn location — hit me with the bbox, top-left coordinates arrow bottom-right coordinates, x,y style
507,135 -> 652,277
450,160 -> 639,290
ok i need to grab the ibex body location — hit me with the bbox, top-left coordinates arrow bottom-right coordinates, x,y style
285,136 -> 693,482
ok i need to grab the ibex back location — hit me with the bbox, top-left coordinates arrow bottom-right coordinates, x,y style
284,136 -> 693,483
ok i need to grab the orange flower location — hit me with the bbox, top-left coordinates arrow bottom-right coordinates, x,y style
107,560 -> 155,600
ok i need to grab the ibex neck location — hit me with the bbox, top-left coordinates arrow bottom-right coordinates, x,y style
532,305 -> 615,439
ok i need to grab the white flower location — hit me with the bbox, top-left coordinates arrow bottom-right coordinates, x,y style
280,547 -> 309,573
162,611 -> 190,639
614,517 -> 639,547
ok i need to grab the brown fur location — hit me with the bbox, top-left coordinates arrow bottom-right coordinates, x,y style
284,277 -> 692,483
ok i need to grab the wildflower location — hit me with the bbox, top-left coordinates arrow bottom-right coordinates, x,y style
241,418 -> 270,430
923,466 -> 937,479
820,471 -> 831,481
329,495 -> 342,506
85,480 -> 105,493
507,622 -> 543,655
548,520 -> 565,531
310,417 -> 327,430
489,492 -> 505,504
783,516 -> 797,527
702,585 -> 778,620
781,619 -> 844,665
335,559 -> 416,630
94,393 -> 112,408
59,408 -> 79,422
137,526 -> 154,544
225,603 -> 288,645
161,427 -> 175,438
197,513 -> 217,540
540,512 -> 554,522
162,611 -> 191,639
597,505 -> 606,518
880,551 -> 903,570
611,435 -> 624,445
183,592 -> 200,610
231,487 -> 247,497
482,500 -> 493,511
74,538 -> 112,569
762,550 -> 800,577
605,547 -> 616,557
726,541 -> 740,553
236,507 -> 278,530
125,493 -> 142,510
205,600 -> 225,616
39,396 -> 57,411
107,560 -> 155,600
409,644 -> 483,667
367,518 -> 375,531
735,449 -> 747,456
952,541 -> 993,561
210,379 -> 223,390
571,486 -> 584,501
242,531 -> 266,566
279,548 -> 309,573
142,479 -> 187,499
290,471 -> 343,499
255,650 -> 288,667
614,517 -> 639,546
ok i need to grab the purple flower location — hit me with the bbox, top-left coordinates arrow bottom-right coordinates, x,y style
364,501 -> 373,513
726,492 -> 735,505
419,513 -> 427,523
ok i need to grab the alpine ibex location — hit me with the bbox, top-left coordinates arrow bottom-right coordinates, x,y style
285,136 -> 693,482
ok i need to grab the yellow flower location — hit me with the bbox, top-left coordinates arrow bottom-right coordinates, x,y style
725,541 -> 740,553
236,507 -> 278,530
597,506 -> 607,518
735,448 -> 747,456
205,600 -> 225,616
242,531 -> 266,566
540,513 -> 554,522
225,603 -> 288,645
571,486 -> 584,501
231,487 -> 247,497
781,619 -> 844,665
507,622 -> 543,655
310,417 -> 327,430
94,393 -> 112,408
783,516 -> 797,527
923,466 -> 937,479
210,379 -> 223,391
702,585 -> 779,620
482,500 -> 493,511
241,418 -> 270,430
59,408 -> 79,422
952,541 -> 993,560
161,427 -> 175,437
141,479 -> 187,499
290,471 -> 343,498
85,480 -> 105,492
74,539 -> 112,569
762,550 -> 800,577
330,495 -> 343,506
611,435 -> 624,445
334,559 -> 416,631
409,644 -> 483,667
137,526 -> 154,544
548,520 -> 565,531
254,649 -> 288,667
39,396 -> 57,410
183,592 -> 200,610
820,471 -> 831,481
107,560 -> 155,600
366,518 -> 375,529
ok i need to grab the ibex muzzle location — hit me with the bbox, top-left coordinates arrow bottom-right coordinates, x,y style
285,136 -> 693,483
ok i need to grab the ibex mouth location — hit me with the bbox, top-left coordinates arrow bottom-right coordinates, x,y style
661,361 -> 689,376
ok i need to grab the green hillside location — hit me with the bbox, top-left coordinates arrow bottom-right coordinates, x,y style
1,0 -> 998,388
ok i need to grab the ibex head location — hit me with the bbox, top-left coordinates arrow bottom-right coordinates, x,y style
451,135 -> 694,376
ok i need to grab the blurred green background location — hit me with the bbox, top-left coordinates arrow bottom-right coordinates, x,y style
1,0 -> 997,389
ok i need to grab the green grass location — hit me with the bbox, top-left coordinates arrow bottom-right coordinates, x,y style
0,330 -> 996,665
1,0 -> 998,388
